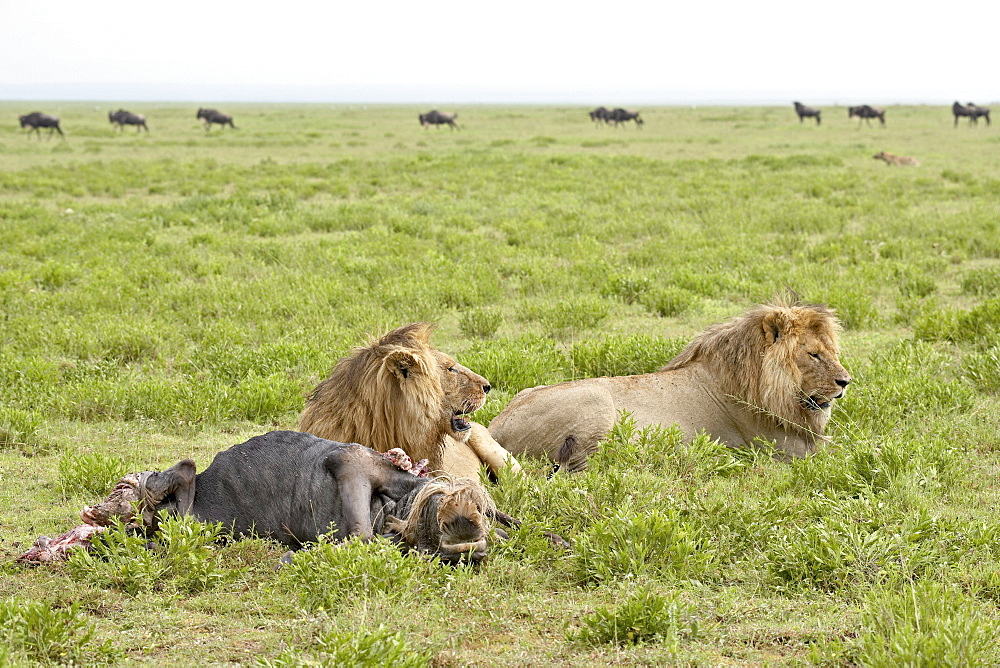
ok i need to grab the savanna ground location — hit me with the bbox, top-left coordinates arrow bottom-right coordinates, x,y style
1,101 -> 1000,665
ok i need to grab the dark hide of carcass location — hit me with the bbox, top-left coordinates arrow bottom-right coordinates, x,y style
18,432 -> 501,565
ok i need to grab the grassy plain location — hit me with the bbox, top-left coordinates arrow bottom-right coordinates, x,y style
1,101 -> 999,664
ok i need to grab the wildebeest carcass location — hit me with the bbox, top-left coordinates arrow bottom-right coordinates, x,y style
589,106 -> 611,124
196,107 -> 237,130
793,101 -> 821,125
848,105 -> 886,127
953,101 -> 991,127
18,112 -> 63,139
418,110 -> 459,130
94,432 -> 498,564
607,108 -> 644,127
108,109 -> 148,133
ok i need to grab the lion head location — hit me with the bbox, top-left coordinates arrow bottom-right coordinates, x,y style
298,323 -> 492,471
662,301 -> 851,439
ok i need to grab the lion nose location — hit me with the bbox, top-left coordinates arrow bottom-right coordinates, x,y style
836,377 -> 851,388
483,384 -> 491,394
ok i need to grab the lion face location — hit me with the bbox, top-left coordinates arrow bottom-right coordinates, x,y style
433,351 -> 491,442
298,323 -> 493,471
792,337 -> 851,414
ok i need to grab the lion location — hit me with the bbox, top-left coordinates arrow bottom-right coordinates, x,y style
488,301 -> 852,471
298,323 -> 520,479
873,151 -> 919,166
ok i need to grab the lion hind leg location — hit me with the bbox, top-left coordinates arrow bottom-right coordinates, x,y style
489,382 -> 617,471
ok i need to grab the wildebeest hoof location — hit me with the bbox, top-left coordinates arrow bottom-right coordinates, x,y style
275,550 -> 296,570
544,531 -> 572,550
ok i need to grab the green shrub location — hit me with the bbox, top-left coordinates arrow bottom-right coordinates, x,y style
854,582 -> 1000,665
260,625 -> 431,668
528,298 -> 609,339
641,286 -> 698,318
0,407 -> 43,451
835,342 -> 975,434
827,289 -> 879,329
0,598 -> 110,664
955,298 -> 1000,343
962,347 -> 1000,393
961,267 -> 1000,297
58,451 -> 134,499
67,516 -> 228,595
768,495 -> 942,593
572,506 -> 711,585
278,536 -> 437,612
570,334 -> 686,377
233,373 -> 303,423
568,588 -> 698,648
460,306 -> 504,339
157,514 -> 231,593
896,270 -> 937,299
915,298 -> 1000,344
601,273 -> 652,305
587,414 -> 743,480
768,519 -> 853,592
462,335 -> 567,393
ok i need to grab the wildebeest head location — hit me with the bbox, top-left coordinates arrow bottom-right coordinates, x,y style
386,478 -> 495,564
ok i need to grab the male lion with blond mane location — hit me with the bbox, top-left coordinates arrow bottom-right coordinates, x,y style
489,301 -> 851,471
298,323 -> 520,479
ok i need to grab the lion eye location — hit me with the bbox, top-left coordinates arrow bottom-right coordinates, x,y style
447,367 -> 456,373
809,352 -> 821,361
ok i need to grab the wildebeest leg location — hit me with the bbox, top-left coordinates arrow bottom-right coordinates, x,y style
336,475 -> 375,538
325,454 -> 377,539
487,509 -> 521,529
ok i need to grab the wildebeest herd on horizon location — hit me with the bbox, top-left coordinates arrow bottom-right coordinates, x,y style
14,101 -> 994,139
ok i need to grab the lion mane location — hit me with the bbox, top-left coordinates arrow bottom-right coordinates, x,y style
489,300 -> 852,471
299,323 -> 519,478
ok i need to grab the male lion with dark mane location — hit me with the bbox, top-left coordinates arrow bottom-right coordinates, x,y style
299,323 -> 520,479
489,301 -> 851,471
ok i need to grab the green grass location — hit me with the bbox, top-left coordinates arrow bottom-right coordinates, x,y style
1,102 -> 1000,664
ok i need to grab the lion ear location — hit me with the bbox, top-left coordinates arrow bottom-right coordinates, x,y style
384,349 -> 420,381
761,310 -> 792,346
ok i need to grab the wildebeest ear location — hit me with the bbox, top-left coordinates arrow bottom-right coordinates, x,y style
761,310 -> 792,346
384,349 -> 420,381
141,459 -> 197,522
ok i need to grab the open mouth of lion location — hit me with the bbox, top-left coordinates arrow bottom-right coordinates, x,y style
451,411 -> 473,432
804,395 -> 832,410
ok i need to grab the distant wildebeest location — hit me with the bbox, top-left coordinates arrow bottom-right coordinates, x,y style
848,105 -> 886,127
18,112 -> 63,139
196,108 -> 236,130
607,108 -> 643,127
418,110 -> 459,130
108,109 -> 148,133
589,107 -> 611,124
966,102 -> 991,126
793,101 -> 821,125
953,101 -> 991,127
873,151 -> 919,167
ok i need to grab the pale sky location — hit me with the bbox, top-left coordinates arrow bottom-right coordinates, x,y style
2,0 -> 997,104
